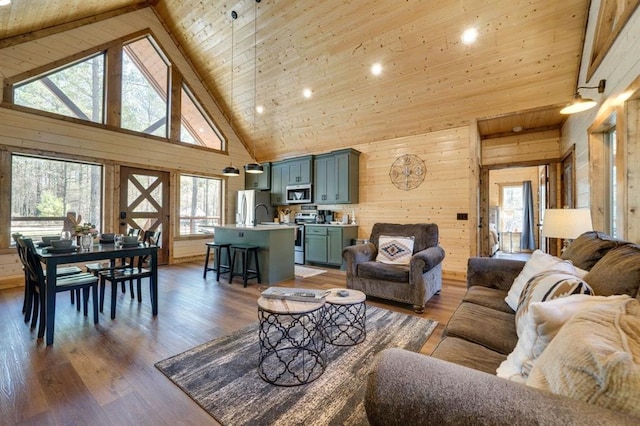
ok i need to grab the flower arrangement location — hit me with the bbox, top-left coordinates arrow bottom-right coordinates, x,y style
66,212 -> 98,236
75,222 -> 98,236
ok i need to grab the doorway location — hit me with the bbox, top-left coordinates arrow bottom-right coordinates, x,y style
481,164 -> 554,257
119,166 -> 169,264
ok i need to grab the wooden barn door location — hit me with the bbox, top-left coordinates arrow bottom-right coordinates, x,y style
119,167 -> 169,264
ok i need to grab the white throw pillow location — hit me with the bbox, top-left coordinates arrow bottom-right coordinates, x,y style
515,269 -> 593,338
376,235 -> 415,265
496,294 -> 631,382
527,298 -> 640,417
505,250 -> 577,311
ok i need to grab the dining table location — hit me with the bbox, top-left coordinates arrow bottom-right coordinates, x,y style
36,243 -> 158,345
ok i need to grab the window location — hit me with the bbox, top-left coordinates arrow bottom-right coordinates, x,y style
14,54 -> 105,123
605,126 -> 617,237
121,37 -> 169,137
500,185 -> 523,233
179,175 -> 222,236
11,155 -> 103,241
180,84 -> 224,149
9,35 -> 225,150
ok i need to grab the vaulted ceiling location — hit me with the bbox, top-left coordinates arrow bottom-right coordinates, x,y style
0,0 -> 588,160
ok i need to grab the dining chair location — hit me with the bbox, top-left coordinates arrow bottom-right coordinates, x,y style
127,228 -> 141,237
14,235 -> 84,324
18,238 -> 99,337
98,252 -> 153,319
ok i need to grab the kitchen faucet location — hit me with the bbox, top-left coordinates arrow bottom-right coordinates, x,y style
254,203 -> 269,226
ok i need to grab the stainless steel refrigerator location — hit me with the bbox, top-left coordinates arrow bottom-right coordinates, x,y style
236,190 -> 273,226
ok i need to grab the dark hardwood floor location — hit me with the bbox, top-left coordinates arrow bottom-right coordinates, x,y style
0,262 -> 465,425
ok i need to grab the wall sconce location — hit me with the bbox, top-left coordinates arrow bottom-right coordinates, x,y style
560,79 -> 606,114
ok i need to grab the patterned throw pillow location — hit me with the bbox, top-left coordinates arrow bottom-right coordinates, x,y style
504,250 -> 577,311
376,235 -> 415,265
515,269 -> 593,337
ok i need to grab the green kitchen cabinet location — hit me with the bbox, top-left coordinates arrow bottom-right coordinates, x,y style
327,227 -> 344,265
314,149 -> 360,204
286,156 -> 312,185
270,161 -> 289,205
305,225 -> 358,267
305,234 -> 328,263
244,162 -> 271,190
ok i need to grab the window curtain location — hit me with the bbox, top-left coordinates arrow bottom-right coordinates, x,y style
521,180 -> 536,250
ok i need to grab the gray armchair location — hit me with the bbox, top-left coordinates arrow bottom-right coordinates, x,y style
342,223 -> 445,313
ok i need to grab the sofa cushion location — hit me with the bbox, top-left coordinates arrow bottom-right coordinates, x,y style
358,261 -> 409,282
431,336 -> 507,375
515,269 -> 593,337
376,235 -> 414,265
505,250 -> 576,311
445,302 -> 517,355
497,294 -> 632,383
584,244 -> 640,298
463,286 -> 513,313
561,231 -> 623,271
527,298 -> 640,417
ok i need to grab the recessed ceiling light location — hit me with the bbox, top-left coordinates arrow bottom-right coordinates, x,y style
512,126 -> 523,133
0,0 -> 11,6
371,63 -> 382,76
303,88 -> 313,98
461,27 -> 478,45
256,105 -> 265,114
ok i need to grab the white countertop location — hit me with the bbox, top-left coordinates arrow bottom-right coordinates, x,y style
214,224 -> 298,231
305,223 -> 358,227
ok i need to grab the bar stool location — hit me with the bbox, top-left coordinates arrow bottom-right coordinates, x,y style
204,242 -> 232,281
229,244 -> 261,287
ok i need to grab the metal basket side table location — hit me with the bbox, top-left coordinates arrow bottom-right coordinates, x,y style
323,289 -> 367,346
257,297 -> 326,386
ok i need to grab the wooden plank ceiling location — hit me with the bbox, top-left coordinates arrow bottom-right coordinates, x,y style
0,0 -> 589,159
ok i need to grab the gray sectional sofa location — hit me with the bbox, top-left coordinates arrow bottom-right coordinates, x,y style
365,232 -> 640,425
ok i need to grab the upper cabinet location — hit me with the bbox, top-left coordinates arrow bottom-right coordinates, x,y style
286,156 -> 312,185
271,156 -> 313,205
270,161 -> 289,205
244,162 -> 271,190
314,149 -> 360,204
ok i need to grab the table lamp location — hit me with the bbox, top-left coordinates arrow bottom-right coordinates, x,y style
542,208 -> 593,252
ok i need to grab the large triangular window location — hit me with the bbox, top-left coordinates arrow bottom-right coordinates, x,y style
14,54 -> 105,123
121,36 -> 169,137
10,34 -> 225,151
180,84 -> 224,149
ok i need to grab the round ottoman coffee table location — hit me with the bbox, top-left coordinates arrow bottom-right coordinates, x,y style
323,288 -> 366,346
257,296 -> 326,386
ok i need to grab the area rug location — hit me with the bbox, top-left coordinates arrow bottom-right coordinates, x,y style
155,306 -> 437,425
294,265 -> 327,278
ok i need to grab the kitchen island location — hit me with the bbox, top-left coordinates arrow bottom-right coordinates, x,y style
213,224 -> 297,285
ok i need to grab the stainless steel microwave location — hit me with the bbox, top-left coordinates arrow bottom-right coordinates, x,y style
285,184 -> 312,204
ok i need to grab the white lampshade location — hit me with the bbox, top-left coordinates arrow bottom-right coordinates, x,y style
542,209 -> 593,239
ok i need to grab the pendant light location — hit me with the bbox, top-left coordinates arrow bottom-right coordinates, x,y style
244,0 -> 264,174
222,10 -> 240,177
560,79 -> 606,115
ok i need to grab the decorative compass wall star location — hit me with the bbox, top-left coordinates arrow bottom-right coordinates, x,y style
389,154 -> 426,190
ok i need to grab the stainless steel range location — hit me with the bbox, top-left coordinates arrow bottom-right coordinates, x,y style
294,212 -> 317,264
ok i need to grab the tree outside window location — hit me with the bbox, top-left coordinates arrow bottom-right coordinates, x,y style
500,185 -> 523,232
11,155 -> 102,241
179,175 -> 222,236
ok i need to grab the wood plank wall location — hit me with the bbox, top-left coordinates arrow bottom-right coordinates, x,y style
301,127 -> 474,281
482,130 -> 560,166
